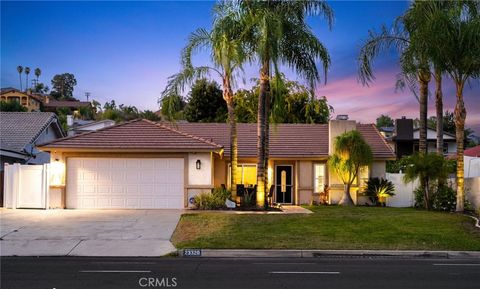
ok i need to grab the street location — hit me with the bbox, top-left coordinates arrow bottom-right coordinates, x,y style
2,256 -> 480,289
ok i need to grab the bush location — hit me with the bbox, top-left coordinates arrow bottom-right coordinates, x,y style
364,177 -> 395,206
194,187 -> 231,210
432,186 -> 456,212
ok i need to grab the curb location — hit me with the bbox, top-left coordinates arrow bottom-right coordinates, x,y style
179,249 -> 480,259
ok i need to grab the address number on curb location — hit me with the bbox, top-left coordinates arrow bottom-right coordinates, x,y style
183,249 -> 202,257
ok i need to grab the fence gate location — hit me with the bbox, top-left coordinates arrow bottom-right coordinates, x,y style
3,163 -> 49,209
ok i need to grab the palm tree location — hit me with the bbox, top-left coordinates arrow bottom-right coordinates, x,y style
162,1 -> 248,198
24,67 -> 31,91
34,68 -> 41,82
419,1 -> 480,211
328,130 -> 373,206
16,66 -> 23,91
358,12 -> 431,155
239,0 -> 333,207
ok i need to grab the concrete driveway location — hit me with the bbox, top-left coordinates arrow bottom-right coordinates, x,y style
0,209 -> 183,257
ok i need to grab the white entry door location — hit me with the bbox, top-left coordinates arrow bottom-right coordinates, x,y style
66,158 -> 184,209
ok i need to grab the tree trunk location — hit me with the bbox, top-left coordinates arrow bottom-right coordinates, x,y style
434,69 -> 443,155
418,70 -> 430,155
256,61 -> 269,207
223,77 -> 238,200
264,75 -> 270,209
454,80 -> 466,212
338,183 -> 354,206
19,74 -> 23,91
424,179 -> 430,210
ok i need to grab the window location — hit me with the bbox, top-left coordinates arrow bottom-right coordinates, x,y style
357,166 -> 369,189
229,164 -> 257,187
10,96 -> 20,103
21,97 -> 27,105
314,163 -> 326,193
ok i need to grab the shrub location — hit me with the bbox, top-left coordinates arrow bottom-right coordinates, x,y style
432,185 -> 456,212
364,177 -> 395,206
194,187 -> 231,210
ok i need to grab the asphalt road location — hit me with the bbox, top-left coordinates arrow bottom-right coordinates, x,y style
2,256 -> 480,289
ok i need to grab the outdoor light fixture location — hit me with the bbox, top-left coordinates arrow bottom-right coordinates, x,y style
196,159 -> 201,170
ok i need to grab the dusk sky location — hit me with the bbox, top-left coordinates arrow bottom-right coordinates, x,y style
1,1 -> 479,133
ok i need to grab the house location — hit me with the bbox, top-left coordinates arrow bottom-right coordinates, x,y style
39,118 -> 395,209
465,145 -> 480,158
67,119 -> 116,136
42,95 -> 92,113
0,88 -> 43,111
0,112 -> 66,169
385,117 -> 457,158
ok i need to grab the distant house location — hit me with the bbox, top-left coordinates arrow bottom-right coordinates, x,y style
465,145 -> 480,158
42,95 -> 92,113
384,117 -> 457,158
0,112 -> 66,170
67,119 -> 116,136
0,88 -> 43,111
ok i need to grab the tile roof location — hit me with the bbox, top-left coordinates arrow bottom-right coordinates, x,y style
0,112 -> 64,153
166,122 -> 395,159
44,100 -> 91,108
41,119 -> 223,151
465,145 -> 480,157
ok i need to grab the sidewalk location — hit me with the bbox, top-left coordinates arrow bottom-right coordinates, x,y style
179,249 -> 480,259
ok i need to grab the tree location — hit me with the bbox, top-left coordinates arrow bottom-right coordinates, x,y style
358,6 -> 431,155
403,153 -> 453,210
161,3 -> 247,198
0,100 -> 27,112
159,94 -> 186,120
50,73 -> 77,100
184,79 -> 227,122
376,114 -> 394,128
24,67 -> 30,91
141,110 -> 161,121
419,1 -> 480,212
34,68 -> 41,84
328,130 -> 373,206
16,66 -> 23,91
240,0 -> 333,206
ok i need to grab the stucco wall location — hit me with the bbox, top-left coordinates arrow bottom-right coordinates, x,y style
188,153 -> 212,186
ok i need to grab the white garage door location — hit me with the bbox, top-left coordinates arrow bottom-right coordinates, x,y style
66,158 -> 184,209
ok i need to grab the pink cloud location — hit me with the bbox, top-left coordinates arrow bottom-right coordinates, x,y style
317,70 -> 480,134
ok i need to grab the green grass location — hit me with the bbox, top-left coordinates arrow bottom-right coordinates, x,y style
172,206 -> 480,251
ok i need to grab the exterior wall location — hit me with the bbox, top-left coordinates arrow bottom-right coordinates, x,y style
1,91 -> 41,111
47,151 -> 210,209
298,161 -> 313,205
213,157 -> 227,187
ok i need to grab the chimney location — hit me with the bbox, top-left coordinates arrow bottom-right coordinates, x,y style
67,115 -> 74,127
395,118 -> 413,140
336,114 -> 349,121
328,118 -> 356,155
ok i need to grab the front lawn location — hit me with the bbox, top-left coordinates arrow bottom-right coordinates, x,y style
172,206 -> 480,250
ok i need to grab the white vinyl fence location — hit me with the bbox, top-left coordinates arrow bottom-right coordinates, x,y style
3,163 -> 49,209
385,173 -> 418,207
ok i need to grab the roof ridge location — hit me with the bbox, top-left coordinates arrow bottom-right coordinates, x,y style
143,119 -> 222,148
369,123 -> 395,155
39,119 -> 141,147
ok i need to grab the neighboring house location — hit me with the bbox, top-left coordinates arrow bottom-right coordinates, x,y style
0,88 -> 43,111
42,95 -> 92,113
0,112 -> 66,170
465,145 -> 480,158
39,118 -> 395,209
385,117 -> 457,158
67,119 -> 116,136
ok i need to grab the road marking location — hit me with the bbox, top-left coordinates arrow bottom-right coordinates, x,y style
253,262 -> 316,265
433,264 -> 480,266
269,271 -> 340,274
79,270 -> 152,273
90,261 -> 156,265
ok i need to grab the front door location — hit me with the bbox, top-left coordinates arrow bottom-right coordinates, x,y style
275,165 -> 293,204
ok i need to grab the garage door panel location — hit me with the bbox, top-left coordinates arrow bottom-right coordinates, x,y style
67,158 -> 184,209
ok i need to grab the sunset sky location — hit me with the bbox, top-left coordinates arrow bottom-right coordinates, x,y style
1,1 -> 479,133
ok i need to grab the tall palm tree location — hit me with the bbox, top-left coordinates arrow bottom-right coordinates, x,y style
239,0 -> 333,207
16,66 -> 23,91
34,68 -> 41,82
358,13 -> 431,155
162,1 -> 248,198
419,1 -> 480,212
24,67 -> 31,91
